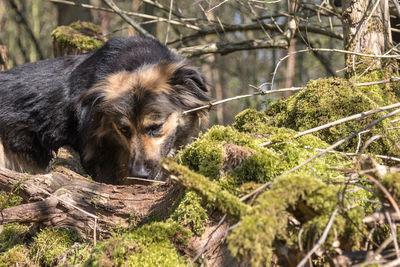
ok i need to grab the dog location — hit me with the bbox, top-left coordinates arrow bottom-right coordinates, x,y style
0,36 -> 211,184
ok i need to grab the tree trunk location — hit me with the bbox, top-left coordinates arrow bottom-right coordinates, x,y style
55,0 -> 92,26
342,0 -> 392,76
0,45 -> 9,71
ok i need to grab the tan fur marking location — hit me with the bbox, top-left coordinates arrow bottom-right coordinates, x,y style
140,112 -> 180,160
0,138 -> 6,169
87,61 -> 184,102
0,138 -> 47,173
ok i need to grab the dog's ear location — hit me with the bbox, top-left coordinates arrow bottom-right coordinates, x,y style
168,65 -> 212,110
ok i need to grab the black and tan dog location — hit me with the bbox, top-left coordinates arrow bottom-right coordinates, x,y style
0,36 -> 211,184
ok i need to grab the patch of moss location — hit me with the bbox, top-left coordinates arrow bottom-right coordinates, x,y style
162,159 -> 251,218
0,223 -> 30,252
170,191 -> 208,235
66,243 -> 92,266
0,191 -> 22,208
179,118 -> 349,188
51,21 -> 105,52
381,173 -> 400,201
0,245 -> 35,267
30,227 -> 78,266
265,77 -> 400,155
228,174 -> 365,266
85,220 -> 191,266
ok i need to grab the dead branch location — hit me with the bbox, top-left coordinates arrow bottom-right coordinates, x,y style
102,0 -> 153,38
177,37 -> 289,57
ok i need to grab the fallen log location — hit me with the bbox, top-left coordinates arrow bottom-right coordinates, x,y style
0,166 -> 181,240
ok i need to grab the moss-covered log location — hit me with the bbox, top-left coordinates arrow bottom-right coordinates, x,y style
51,21 -> 106,57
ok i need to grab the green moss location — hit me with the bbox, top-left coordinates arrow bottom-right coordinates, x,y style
232,148 -> 284,183
179,117 -> 349,189
170,191 -> 208,235
85,220 -> 191,266
228,174 -> 365,266
233,109 -> 270,133
163,159 -> 251,217
0,191 -> 22,208
66,243 -> 92,266
51,21 -> 105,52
0,245 -> 35,267
265,77 -> 400,155
0,223 -> 30,252
381,173 -> 400,201
30,227 -> 78,266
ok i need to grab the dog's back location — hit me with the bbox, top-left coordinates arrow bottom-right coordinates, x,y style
0,36 -> 210,183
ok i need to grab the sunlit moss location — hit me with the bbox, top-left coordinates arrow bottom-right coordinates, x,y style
0,191 -> 22,208
51,21 -> 105,53
0,245 -> 35,267
85,220 -> 191,266
170,191 -> 208,235
0,223 -> 30,253
30,227 -> 78,266
228,174 -> 366,266
163,159 -> 251,218
265,76 -> 400,155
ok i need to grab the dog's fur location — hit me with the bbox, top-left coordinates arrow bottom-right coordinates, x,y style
0,36 -> 211,184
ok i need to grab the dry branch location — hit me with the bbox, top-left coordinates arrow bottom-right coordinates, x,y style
177,37 -> 289,57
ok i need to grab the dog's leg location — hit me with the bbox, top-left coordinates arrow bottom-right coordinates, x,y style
0,138 -> 48,173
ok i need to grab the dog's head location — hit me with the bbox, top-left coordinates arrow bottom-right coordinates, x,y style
78,61 -> 211,184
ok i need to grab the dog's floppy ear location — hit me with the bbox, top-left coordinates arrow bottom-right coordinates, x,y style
168,64 -> 211,110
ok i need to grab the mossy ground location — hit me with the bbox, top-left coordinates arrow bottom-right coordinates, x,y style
0,75 -> 398,265
265,74 -> 400,155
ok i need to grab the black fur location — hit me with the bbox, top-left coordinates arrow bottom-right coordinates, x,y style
0,36 -> 210,183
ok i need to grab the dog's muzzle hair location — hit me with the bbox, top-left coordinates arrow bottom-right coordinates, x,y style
0,36 -> 211,184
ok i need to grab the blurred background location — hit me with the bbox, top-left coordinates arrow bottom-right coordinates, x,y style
0,0 -> 347,125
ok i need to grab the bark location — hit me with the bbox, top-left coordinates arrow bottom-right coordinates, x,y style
0,166 -> 181,239
0,45 -> 9,71
342,0 -> 392,75
55,0 -> 92,26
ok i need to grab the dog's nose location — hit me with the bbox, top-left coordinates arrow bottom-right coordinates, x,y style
131,160 -> 150,178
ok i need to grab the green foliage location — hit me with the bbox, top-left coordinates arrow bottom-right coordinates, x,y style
0,223 -> 30,253
85,220 -> 191,266
265,76 -> 400,155
170,191 -> 208,235
66,243 -> 92,266
30,227 -> 78,266
228,174 -> 365,266
0,191 -> 22,208
0,245 -> 35,267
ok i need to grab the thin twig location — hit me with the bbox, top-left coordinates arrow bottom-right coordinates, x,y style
296,207 -> 339,267
189,214 -> 228,265
384,211 -> 400,259
295,101 -> 400,138
364,173 -> 400,230
7,0 -> 44,59
164,0 -> 174,44
271,48 -> 400,89
102,0 -> 153,38
243,108 -> 400,201
182,86 -> 304,115
50,0 -> 201,30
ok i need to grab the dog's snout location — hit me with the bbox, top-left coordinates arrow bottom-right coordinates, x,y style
131,159 -> 150,178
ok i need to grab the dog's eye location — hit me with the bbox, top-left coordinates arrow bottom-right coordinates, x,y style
145,124 -> 163,137
119,125 -> 132,138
